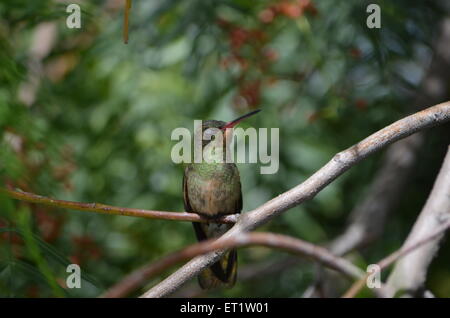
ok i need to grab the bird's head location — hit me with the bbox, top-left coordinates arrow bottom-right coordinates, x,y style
198,109 -> 261,163
200,109 -> 261,148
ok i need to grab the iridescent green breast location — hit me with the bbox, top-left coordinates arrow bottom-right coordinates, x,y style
184,162 -> 242,217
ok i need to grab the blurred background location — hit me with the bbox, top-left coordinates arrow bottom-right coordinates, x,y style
0,0 -> 449,297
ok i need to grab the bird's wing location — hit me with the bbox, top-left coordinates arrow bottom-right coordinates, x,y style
236,179 -> 243,214
184,166 -> 208,241
182,166 -> 193,213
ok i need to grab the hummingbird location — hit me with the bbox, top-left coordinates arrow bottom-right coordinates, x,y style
182,109 -> 260,289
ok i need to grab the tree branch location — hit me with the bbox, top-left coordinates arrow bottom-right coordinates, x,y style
101,232 -> 364,298
304,17 -> 450,297
384,146 -> 450,297
330,16 -> 450,257
342,219 -> 450,298
142,101 -> 450,298
0,187 -> 238,224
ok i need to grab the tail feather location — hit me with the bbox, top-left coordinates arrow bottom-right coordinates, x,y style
198,249 -> 237,290
192,222 -> 237,290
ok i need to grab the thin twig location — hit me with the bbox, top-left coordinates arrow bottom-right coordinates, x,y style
1,187 -> 238,224
123,0 -> 132,44
143,101 -> 450,298
342,220 -> 450,298
102,232 -> 364,298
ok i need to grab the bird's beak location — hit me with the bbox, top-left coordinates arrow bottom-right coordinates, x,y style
221,109 -> 261,130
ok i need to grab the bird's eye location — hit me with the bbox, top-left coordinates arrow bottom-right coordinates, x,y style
203,128 -> 216,140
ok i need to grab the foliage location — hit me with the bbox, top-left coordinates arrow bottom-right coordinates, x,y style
0,0 -> 448,297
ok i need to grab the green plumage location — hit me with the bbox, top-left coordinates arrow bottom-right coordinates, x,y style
183,120 -> 242,289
